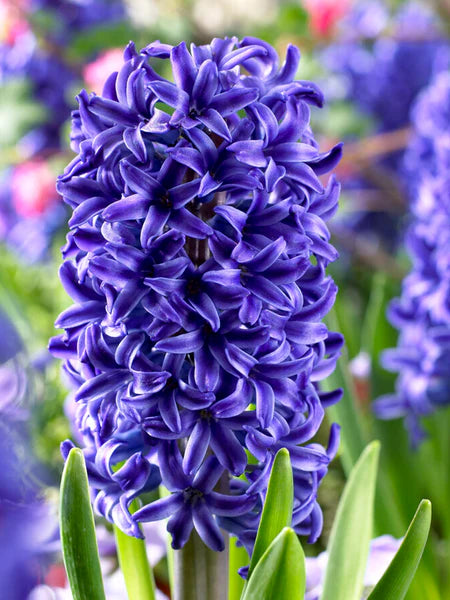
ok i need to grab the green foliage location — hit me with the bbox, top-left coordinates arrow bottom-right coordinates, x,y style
0,79 -> 45,155
68,23 -> 141,60
242,528 -> 306,600
0,247 -> 69,350
277,3 -> 309,35
247,448 -> 294,578
233,448 -> 306,600
320,441 -> 380,600
60,448 -> 106,600
317,103 -> 374,139
367,500 -> 432,600
114,502 -> 157,600
324,307 -> 367,475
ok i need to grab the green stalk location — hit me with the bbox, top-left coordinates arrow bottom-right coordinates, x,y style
114,501 -> 156,600
173,529 -> 229,600
228,539 -> 248,600
159,485 -> 175,593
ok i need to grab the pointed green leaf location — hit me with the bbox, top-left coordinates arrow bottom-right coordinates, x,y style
242,528 -> 305,600
367,499 -> 432,600
320,441 -> 380,600
60,448 -> 106,600
247,448 -> 293,578
114,504 -> 157,600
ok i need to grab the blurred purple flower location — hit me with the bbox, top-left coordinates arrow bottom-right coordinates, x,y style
51,37 -> 343,553
325,2 -> 450,133
31,0 -> 125,43
374,72 -> 450,446
0,416 -> 52,599
322,1 -> 450,255
0,308 -> 30,419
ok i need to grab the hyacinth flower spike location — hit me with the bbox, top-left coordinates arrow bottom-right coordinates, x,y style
374,72 -> 450,446
51,37 -> 344,600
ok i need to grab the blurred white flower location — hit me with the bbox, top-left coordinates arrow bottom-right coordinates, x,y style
192,0 -> 277,35
349,351 -> 371,379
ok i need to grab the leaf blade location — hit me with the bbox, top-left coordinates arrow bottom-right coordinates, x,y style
320,441 -> 380,600
247,448 -> 293,578
242,528 -> 305,600
367,499 -> 432,600
60,448 -> 106,600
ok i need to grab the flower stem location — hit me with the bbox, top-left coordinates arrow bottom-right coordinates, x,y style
114,499 -> 157,600
173,530 -> 229,600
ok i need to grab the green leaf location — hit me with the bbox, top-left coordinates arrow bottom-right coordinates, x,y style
247,448 -> 293,578
60,448 -> 106,600
367,500 -> 432,600
320,441 -> 380,600
114,501 -> 156,600
242,528 -> 305,600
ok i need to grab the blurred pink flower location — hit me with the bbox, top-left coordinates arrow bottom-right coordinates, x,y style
83,48 -> 124,94
0,0 -> 30,44
11,160 -> 57,217
304,0 -> 352,37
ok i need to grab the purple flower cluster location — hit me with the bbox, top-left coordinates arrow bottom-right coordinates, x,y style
51,37 -> 343,553
374,72 -> 450,446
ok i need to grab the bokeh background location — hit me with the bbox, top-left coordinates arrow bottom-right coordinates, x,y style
1,0 -> 449,598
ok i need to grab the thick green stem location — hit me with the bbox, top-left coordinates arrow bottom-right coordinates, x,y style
114,524 -> 156,600
114,500 -> 156,600
173,530 -> 229,600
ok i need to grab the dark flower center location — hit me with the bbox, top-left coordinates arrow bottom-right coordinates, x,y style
165,377 -> 178,391
187,278 -> 202,296
183,487 -> 204,504
160,192 -> 172,208
203,323 -> 214,337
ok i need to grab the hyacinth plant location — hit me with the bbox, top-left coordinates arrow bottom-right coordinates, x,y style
51,36 -> 432,600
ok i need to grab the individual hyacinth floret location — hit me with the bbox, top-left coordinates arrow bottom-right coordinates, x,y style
374,72 -> 450,446
51,37 -> 344,554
